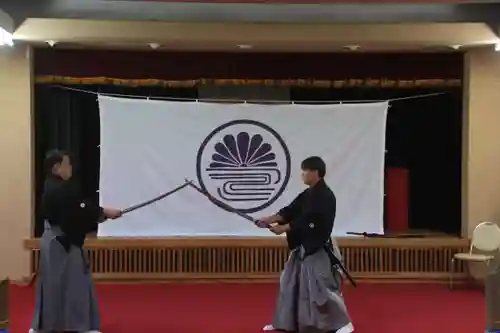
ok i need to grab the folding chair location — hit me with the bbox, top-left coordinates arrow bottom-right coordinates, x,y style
449,221 -> 500,289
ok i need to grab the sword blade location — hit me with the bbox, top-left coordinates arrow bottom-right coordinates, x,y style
185,179 -> 264,226
121,180 -> 192,215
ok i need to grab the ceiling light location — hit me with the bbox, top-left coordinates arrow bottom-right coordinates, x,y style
344,45 -> 360,51
495,43 -> 500,52
46,40 -> 57,47
449,45 -> 461,50
0,28 -> 13,47
149,43 -> 160,50
237,44 -> 253,49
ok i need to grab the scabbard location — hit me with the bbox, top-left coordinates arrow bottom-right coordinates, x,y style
325,240 -> 357,287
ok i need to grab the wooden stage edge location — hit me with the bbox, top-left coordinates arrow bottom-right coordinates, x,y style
23,236 -> 470,283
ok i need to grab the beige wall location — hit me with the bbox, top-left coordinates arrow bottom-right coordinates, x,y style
463,48 -> 500,237
0,45 -> 498,279
0,45 -> 32,280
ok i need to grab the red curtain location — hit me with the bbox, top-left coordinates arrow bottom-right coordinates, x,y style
386,168 -> 409,233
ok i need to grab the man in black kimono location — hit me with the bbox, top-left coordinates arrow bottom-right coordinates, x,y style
257,156 -> 354,333
30,150 -> 122,333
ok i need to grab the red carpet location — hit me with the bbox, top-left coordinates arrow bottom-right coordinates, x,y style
9,283 -> 484,333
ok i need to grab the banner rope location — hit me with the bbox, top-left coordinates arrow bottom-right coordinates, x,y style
48,84 -> 447,105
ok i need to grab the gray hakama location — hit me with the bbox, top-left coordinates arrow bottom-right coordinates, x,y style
486,252 -> 500,332
31,222 -> 100,332
263,178 -> 353,332
271,244 -> 351,333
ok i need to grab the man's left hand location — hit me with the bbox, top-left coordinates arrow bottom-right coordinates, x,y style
269,223 -> 290,235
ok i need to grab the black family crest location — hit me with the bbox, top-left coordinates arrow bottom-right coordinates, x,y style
196,119 -> 291,214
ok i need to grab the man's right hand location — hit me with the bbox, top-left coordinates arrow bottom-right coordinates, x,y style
103,208 -> 123,219
255,216 -> 275,228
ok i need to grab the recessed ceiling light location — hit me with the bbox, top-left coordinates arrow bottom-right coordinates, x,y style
237,44 -> 253,49
0,28 -> 13,47
344,45 -> 360,51
149,43 -> 160,50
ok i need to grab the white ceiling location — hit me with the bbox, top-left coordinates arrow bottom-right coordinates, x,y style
13,19 -> 499,51
0,8 -> 13,33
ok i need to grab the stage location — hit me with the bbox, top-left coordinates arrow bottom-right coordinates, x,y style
14,236 -> 477,332
9,282 -> 483,333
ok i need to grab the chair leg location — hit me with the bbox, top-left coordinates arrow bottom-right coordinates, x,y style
484,260 -> 491,288
485,259 -> 491,272
464,261 -> 473,287
449,258 -> 455,290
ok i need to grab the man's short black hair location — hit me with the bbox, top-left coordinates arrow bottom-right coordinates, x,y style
44,149 -> 69,175
301,156 -> 326,178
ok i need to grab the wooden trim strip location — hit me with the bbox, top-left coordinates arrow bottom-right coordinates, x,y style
34,76 -> 462,89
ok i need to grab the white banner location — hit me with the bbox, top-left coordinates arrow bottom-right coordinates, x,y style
98,96 -> 388,236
